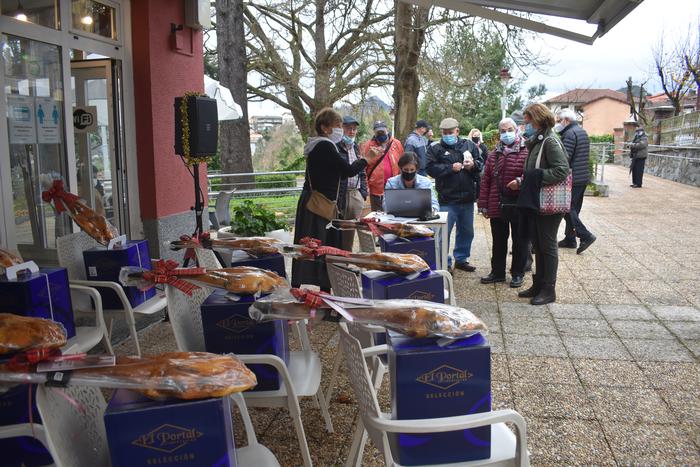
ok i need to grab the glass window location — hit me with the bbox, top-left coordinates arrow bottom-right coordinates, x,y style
71,0 -> 117,40
1,0 -> 59,29
2,34 -> 70,254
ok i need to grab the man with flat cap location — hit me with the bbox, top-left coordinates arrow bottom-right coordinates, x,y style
337,115 -> 368,250
426,117 -> 483,273
404,119 -> 431,175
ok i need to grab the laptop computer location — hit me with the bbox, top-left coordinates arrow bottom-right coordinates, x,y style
384,188 -> 432,218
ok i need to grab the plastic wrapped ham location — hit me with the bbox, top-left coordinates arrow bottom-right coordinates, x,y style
42,179 -> 118,246
168,234 -> 283,257
0,313 -> 67,355
249,290 -> 487,339
329,218 -> 434,238
120,259 -> 286,296
0,248 -> 23,270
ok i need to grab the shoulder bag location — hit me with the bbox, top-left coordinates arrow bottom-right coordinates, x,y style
366,141 -> 394,181
536,137 -> 572,215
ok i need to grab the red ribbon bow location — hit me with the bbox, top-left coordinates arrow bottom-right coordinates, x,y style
142,259 -> 206,296
299,237 -> 350,258
360,217 -> 384,236
41,180 -> 80,214
7,347 -> 62,372
290,288 -> 330,309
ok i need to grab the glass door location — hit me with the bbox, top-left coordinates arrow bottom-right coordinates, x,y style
70,57 -> 128,235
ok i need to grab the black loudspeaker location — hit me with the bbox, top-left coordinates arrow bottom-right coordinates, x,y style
174,95 -> 218,156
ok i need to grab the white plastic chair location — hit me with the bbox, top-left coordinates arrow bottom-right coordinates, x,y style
165,280 -> 332,467
214,190 -> 235,227
357,229 -> 376,253
56,231 -> 167,356
65,283 -> 114,355
338,323 -> 530,467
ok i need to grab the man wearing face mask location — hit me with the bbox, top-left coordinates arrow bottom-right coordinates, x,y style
628,123 -> 648,188
383,151 -> 440,212
337,115 -> 369,250
404,120 -> 431,176
361,121 -> 403,212
426,118 -> 484,273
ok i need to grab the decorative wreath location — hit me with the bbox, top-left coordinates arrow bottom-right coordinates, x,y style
180,91 -> 214,165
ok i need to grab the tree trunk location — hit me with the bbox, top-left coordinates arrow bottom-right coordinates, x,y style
217,0 -> 254,189
393,3 -> 430,141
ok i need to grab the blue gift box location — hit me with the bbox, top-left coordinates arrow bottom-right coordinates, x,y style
201,291 -> 289,391
379,236 -> 436,270
83,239 -> 155,309
0,384 -> 53,467
229,253 -> 286,278
361,270 -> 444,303
104,389 -> 237,467
387,332 -> 491,465
0,267 -> 76,339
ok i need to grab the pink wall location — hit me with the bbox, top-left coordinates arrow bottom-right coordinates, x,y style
131,0 -> 207,219
582,98 -> 630,136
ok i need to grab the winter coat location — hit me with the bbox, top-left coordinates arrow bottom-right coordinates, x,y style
361,137 -> 403,197
524,129 -> 570,186
426,137 -> 484,205
478,140 -> 528,218
336,141 -> 368,210
559,122 -> 591,186
302,137 -> 367,201
404,131 -> 428,174
630,132 -> 649,159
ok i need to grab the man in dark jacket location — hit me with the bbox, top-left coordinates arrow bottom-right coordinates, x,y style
555,109 -> 596,254
337,115 -> 369,250
426,117 -> 483,272
404,119 -> 430,175
629,124 -> 648,188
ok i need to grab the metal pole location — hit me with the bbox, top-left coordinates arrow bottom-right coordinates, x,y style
600,144 -> 606,183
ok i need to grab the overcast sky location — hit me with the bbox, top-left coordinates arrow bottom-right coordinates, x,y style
247,0 -> 699,116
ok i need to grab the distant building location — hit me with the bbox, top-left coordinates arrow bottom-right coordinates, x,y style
645,91 -> 698,122
545,89 -> 629,136
249,115 -> 283,133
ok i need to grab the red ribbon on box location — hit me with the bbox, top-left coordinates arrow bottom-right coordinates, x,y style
290,287 -> 330,309
299,237 -> 350,258
359,217 -> 383,236
142,259 -> 205,296
41,180 -> 80,214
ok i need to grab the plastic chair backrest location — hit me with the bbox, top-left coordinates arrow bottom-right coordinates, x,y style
337,323 -> 385,451
165,285 -> 211,352
327,263 -> 362,298
36,385 -> 110,467
56,231 -> 100,280
357,230 -> 376,253
196,248 -> 223,269
215,191 -> 234,226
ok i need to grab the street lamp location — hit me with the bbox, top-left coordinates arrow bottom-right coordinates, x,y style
499,68 -> 512,120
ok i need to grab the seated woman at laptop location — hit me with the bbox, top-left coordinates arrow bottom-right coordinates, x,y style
383,152 -> 439,213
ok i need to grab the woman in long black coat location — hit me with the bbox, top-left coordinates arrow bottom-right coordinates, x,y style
291,108 -> 374,290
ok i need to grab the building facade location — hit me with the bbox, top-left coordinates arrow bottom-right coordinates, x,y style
546,89 -> 630,136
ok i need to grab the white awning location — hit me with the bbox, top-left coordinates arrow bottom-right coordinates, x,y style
401,0 -> 644,44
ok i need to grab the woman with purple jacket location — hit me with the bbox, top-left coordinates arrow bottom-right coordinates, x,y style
477,117 -> 529,288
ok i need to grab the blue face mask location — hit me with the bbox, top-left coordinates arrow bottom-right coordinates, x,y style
375,134 -> 388,143
523,123 -> 535,138
442,134 -> 457,146
341,135 -> 354,145
500,131 -> 516,145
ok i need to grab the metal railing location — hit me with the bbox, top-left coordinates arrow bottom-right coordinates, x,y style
589,142 -> 614,183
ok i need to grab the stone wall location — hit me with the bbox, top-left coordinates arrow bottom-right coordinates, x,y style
614,148 -> 700,187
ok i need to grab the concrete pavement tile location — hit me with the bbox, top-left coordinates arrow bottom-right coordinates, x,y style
623,338 -> 696,362
555,318 -> 614,337
598,304 -> 655,320
638,362 -> 700,393
601,422 -> 700,465
651,305 -> 700,322
526,418 -> 616,466
491,381 -> 514,410
500,316 -> 558,336
504,334 -> 567,358
586,386 -> 675,423
638,290 -> 692,306
683,338 -> 700,358
459,300 -> 498,315
572,359 -> 650,388
491,354 -> 510,382
609,319 -> 676,339
657,388 -> 700,425
476,311 -> 501,334
562,336 -> 632,360
499,301 -> 550,318
555,286 -> 595,304
548,303 -> 601,319
489,332 -> 505,354
589,290 -> 643,305
512,382 -> 594,419
508,356 -> 579,385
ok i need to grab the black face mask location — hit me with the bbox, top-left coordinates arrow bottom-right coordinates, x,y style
401,171 -> 416,181
471,137 -> 480,143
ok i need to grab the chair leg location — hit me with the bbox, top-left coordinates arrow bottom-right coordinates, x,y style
324,334 -> 343,403
101,330 -> 114,355
125,310 -> 141,357
288,397 -> 313,467
345,418 -> 367,467
316,384 -> 334,433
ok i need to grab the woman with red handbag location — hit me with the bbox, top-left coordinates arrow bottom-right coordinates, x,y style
510,103 -> 569,305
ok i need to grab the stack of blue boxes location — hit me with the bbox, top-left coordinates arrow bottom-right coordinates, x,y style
379,236 -> 436,270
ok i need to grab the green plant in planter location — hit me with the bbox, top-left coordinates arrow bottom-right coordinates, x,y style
231,200 -> 287,237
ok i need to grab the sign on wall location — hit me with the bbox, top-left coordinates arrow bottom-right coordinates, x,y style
7,95 -> 37,144
36,97 -> 61,144
73,105 -> 98,133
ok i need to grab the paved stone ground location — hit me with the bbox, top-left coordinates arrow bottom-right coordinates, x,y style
113,165 -> 700,466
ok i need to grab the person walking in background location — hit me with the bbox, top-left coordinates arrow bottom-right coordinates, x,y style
361,121 -> 403,212
555,109 -> 596,254
515,103 -> 570,305
292,108 -> 375,291
384,151 -> 440,213
478,117 -> 529,288
426,118 -> 483,273
404,120 -> 431,175
629,123 -> 648,188
337,115 -> 368,251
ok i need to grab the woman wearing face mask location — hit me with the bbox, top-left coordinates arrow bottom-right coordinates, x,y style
477,118 -> 529,288
292,108 -> 376,290
510,103 -> 569,305
361,121 -> 403,212
383,152 -> 440,213
468,128 -> 489,162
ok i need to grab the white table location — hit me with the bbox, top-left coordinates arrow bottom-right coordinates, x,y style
363,212 -> 449,271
